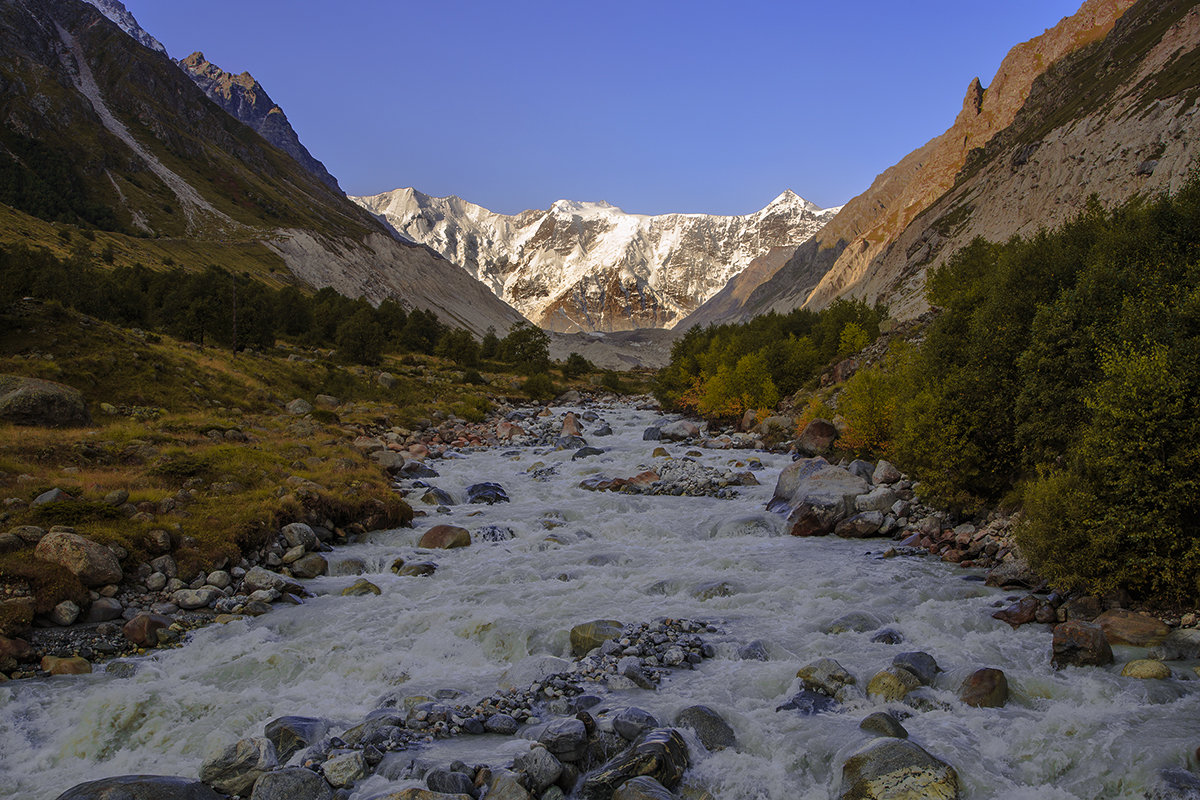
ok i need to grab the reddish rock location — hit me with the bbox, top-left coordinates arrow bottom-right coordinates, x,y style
418,524 -> 471,549
42,655 -> 91,675
1052,621 -> 1113,670
123,613 -> 172,648
33,531 -> 122,587
795,419 -> 838,456
1095,609 -> 1170,647
562,413 -> 583,437
992,596 -> 1041,629
0,635 -> 33,670
959,668 -> 1009,707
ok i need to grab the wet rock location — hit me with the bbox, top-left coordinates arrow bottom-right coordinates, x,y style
265,716 -> 328,763
573,447 -> 605,460
1146,767 -> 1200,800
341,578 -> 381,596
419,525 -> 472,549
675,705 -> 736,750
795,419 -> 837,455
776,689 -> 838,715
642,427 -> 662,441
1150,628 -> 1200,661
1121,659 -> 1171,680
50,600 -> 80,626
484,713 -> 519,734
823,611 -> 884,634
659,420 -> 700,441
467,483 -> 509,504
612,777 -> 675,800
394,560 -> 437,577
281,523 -> 319,551
199,737 -> 278,796
0,374 -> 90,427
243,566 -> 287,593
88,598 -> 123,623
867,666 -> 921,701
562,413 -> 584,437
737,640 -> 769,661
122,613 -> 172,648
770,458 -> 869,535
42,655 -> 91,675
984,556 -> 1045,591
570,619 -> 624,656
581,728 -> 689,800
556,435 -> 587,450
1051,621 -> 1113,669
891,652 -> 940,687
401,461 -> 439,479
486,769 -> 533,800
250,767 -> 332,800
419,488 -> 455,506
859,711 -> 908,739
835,511 -> 885,538
513,745 -> 563,793
797,658 -> 856,696
594,424 -> 613,437
540,717 -> 589,762
427,768 -> 476,797
476,525 -> 515,542
54,775 -> 223,800
34,531 -> 122,586
691,580 -> 738,600
613,707 -> 660,741
839,738 -> 959,800
1095,609 -> 1170,647
871,629 -> 904,645
992,596 -> 1040,628
322,750 -> 368,788
291,554 -> 328,579
959,668 -> 1008,707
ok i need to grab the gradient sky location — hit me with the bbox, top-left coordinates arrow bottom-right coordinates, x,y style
125,0 -> 1084,216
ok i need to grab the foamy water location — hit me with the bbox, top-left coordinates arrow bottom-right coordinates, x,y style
2,404 -> 1198,799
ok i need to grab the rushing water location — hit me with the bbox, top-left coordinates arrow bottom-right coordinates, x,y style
2,404 -> 1199,799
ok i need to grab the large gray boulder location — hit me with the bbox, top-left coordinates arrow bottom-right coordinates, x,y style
768,458 -> 869,536
199,738 -> 278,796
251,768 -> 332,800
34,531 -> 122,586
839,738 -> 960,799
54,775 -> 223,800
0,375 -> 91,427
581,728 -> 689,799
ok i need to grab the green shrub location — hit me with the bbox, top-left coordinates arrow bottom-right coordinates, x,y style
522,372 -> 556,402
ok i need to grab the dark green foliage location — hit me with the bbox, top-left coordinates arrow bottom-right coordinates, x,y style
30,500 -> 124,526
499,322 -> 551,374
563,352 -> 593,379
336,308 -> 385,365
882,176 -> 1200,599
522,372 -> 556,402
655,299 -> 885,418
600,370 -> 622,392
479,326 -> 500,359
0,130 -> 121,230
435,328 -> 480,367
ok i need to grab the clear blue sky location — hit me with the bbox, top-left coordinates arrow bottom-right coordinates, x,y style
126,0 -> 1084,216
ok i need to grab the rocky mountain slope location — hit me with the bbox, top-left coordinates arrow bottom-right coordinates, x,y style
80,0 -> 163,54
685,0 -> 1197,328
354,187 -> 837,332
0,0 -> 521,336
178,51 -> 342,193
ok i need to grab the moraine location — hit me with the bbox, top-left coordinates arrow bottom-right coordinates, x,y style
2,403 -> 1199,799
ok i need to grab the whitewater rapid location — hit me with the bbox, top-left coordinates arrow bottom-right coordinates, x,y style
2,404 -> 1198,799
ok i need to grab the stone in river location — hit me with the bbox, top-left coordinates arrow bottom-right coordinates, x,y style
613,707 -> 660,741
264,716 -> 328,763
581,728 -> 689,799
958,668 -> 1009,708
823,611 -> 884,634
291,553 -> 328,579
992,596 -> 1040,628
540,717 -> 589,762
867,667 -> 921,701
1145,767 -> 1200,800
612,777 -> 675,800
675,705 -> 736,750
891,652 -> 941,686
199,737 -> 278,796
1051,621 -> 1113,669
42,655 -> 91,675
1150,628 -> 1200,661
54,775 -> 223,800
250,767 -> 332,800
322,750 -> 368,788
122,613 -> 172,648
859,711 -> 908,739
426,767 -> 476,797
796,658 -> 856,696
485,713 -> 519,734
513,745 -> 563,793
839,738 -> 960,800
776,689 -> 838,715
1121,659 -> 1171,680
570,619 -> 623,656
341,578 -> 381,596
418,525 -> 471,549
467,482 -> 510,504
1094,609 -> 1170,647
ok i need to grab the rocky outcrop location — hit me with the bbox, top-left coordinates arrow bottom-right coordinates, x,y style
684,0 -> 1200,328
33,531 -> 121,586
0,375 -> 91,427
353,188 -> 836,332
179,52 -> 341,192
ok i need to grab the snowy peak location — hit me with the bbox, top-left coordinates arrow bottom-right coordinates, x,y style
81,0 -> 166,54
352,188 -> 837,333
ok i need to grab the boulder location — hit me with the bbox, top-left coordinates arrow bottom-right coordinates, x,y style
1146,767 -> 1200,800
171,588 -> 221,610
426,768 -> 475,797
1150,628 -> 1200,661
581,728 -> 689,800
854,487 -> 899,513
1051,621 -> 1113,670
122,613 -> 172,648
281,523 -> 319,551
562,413 -> 583,437
42,655 -> 91,675
486,770 -> 533,800
958,668 -> 1008,708
891,652 -> 940,686
419,525 -> 472,549
570,619 -> 623,656
984,556 -> 1045,591
467,483 -> 509,504
341,578 -> 381,596
839,738 -> 959,800
512,745 -> 563,793
285,398 -> 313,415
613,707 -> 660,741
675,705 -> 736,750
795,418 -> 837,455
612,777 -> 675,800
242,566 -> 286,593
659,420 -> 700,441
34,531 -> 122,587
1094,609 -> 1170,647
1120,659 -> 1171,680
796,658 -> 856,696
992,596 -> 1041,629
871,460 -> 902,485
769,458 -> 869,536
858,712 -> 908,739
867,666 -> 921,701
539,717 -> 588,762
264,716 -> 328,763
51,600 -> 80,626
250,767 -> 332,800
835,511 -> 884,538
54,776 -> 223,800
0,375 -> 90,427
199,737 -> 278,796
322,750 -> 368,788
33,488 -> 73,506
291,554 -> 328,579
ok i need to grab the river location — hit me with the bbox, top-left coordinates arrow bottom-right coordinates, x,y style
2,403 -> 1199,799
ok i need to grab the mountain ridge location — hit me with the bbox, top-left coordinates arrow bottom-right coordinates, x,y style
354,186 -> 837,333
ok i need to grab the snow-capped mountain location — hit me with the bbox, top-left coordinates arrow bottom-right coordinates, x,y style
352,188 -> 838,332
81,0 -> 166,54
